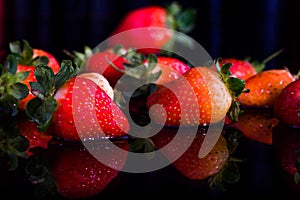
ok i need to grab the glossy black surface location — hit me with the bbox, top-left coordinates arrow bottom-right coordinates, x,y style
1,124 -> 300,200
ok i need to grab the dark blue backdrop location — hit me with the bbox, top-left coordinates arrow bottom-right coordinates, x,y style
2,0 -> 299,73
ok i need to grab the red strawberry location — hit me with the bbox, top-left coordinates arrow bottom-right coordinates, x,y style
84,49 -> 128,87
220,58 -> 257,81
238,69 -> 295,108
25,62 -> 130,142
143,56 -> 190,84
109,2 -> 195,54
9,40 -> 60,110
232,109 -> 279,145
220,49 -> 285,81
17,114 -> 53,156
51,74 -> 129,141
273,79 -> 300,128
49,140 -> 128,199
147,67 -> 232,126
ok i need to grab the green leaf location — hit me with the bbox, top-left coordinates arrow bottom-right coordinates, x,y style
7,153 -> 18,171
220,63 -> 232,77
8,82 -> 29,99
26,97 -> 43,120
10,135 -> 29,152
0,94 -> 19,116
14,71 -> 30,82
222,161 -> 240,184
227,77 -> 245,97
227,101 -> 240,123
34,65 -> 55,92
30,82 -> 45,98
54,60 -> 78,89
22,40 -> 34,60
147,54 -> 158,71
9,40 -> 21,54
4,54 -> 18,74
32,56 -> 49,66
177,9 -> 196,33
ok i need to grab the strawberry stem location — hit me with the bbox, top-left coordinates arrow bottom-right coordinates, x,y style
261,47 -> 285,65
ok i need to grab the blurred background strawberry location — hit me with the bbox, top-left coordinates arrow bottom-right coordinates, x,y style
0,0 -> 299,75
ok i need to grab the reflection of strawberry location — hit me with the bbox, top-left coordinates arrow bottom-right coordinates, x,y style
232,109 -> 279,145
220,58 -> 257,81
147,67 -> 232,126
17,114 -> 53,156
151,127 -> 229,180
49,140 -> 128,199
273,124 -> 300,176
238,69 -> 295,108
274,79 -> 300,128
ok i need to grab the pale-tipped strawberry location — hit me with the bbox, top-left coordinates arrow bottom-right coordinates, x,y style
273,79 -> 300,128
146,62 -> 245,126
238,69 -> 295,108
25,61 -> 130,142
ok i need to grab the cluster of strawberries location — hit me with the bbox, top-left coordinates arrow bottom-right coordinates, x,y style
0,2 -> 299,199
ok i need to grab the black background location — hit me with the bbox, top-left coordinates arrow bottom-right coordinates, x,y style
1,0 -> 300,74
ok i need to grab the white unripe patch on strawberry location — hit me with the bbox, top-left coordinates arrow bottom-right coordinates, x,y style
78,72 -> 114,99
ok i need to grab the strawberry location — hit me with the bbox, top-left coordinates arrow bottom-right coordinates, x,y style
151,126 -> 241,190
25,61 -> 130,142
17,113 -> 53,156
143,56 -> 190,85
151,127 -> 229,180
146,66 -> 234,126
237,69 -> 295,108
273,79 -> 300,128
9,40 -> 60,110
220,49 -> 286,81
273,124 -> 300,176
108,2 -> 195,54
52,75 -> 129,141
84,49 -> 128,87
48,140 -> 128,199
232,109 -> 279,145
220,58 -> 257,81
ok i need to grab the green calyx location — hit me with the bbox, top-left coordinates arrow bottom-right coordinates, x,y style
26,60 -> 79,132
0,115 -> 29,171
9,40 -> 49,66
215,58 -> 246,122
208,127 -> 243,191
63,45 -> 93,67
165,2 -> 196,33
0,54 -> 29,116
245,48 -> 285,73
